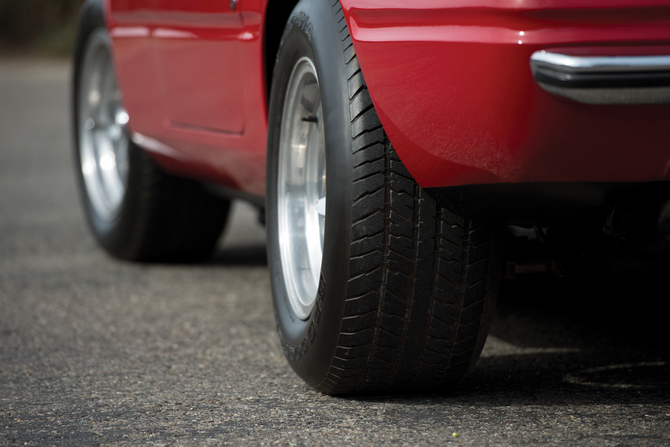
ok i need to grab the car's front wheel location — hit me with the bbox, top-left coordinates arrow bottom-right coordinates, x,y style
266,0 -> 504,395
73,0 -> 230,262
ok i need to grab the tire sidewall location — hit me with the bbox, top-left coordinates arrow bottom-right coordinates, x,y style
267,0 -> 353,388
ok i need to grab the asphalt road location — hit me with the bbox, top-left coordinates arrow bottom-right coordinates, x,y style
1,58 -> 669,446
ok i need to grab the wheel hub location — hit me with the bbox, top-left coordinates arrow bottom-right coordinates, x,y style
277,57 -> 326,320
78,29 -> 130,222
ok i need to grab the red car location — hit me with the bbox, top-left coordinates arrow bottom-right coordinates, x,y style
72,0 -> 670,394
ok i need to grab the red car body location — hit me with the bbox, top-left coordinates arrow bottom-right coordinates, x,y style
107,0 -> 670,198
75,0 -> 670,395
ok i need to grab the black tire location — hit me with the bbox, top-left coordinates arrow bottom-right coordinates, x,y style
73,0 -> 230,262
266,0 -> 503,395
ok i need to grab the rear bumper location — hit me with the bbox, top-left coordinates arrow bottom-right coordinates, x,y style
342,1 -> 670,188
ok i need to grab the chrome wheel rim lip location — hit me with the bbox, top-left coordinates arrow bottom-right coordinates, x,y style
78,29 -> 130,223
277,57 -> 326,321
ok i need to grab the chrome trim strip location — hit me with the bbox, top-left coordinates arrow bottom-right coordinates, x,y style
531,51 -> 670,73
530,51 -> 670,104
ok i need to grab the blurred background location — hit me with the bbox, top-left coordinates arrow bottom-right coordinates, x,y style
0,0 -> 81,56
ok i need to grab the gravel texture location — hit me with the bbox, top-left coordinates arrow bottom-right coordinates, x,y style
0,58 -> 669,446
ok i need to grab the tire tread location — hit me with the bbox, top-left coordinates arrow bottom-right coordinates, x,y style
317,0 -> 502,395
126,151 -> 230,262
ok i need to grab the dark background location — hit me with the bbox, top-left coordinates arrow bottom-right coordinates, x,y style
0,0 -> 81,56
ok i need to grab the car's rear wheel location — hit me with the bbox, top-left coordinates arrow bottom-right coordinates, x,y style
73,0 -> 230,262
266,0 -> 504,395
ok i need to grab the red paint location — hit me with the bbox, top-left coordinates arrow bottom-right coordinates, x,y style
342,0 -> 670,186
107,0 -> 670,196
108,0 -> 268,196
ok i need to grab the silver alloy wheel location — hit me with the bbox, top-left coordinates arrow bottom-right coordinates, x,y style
277,57 -> 326,320
78,28 -> 130,222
